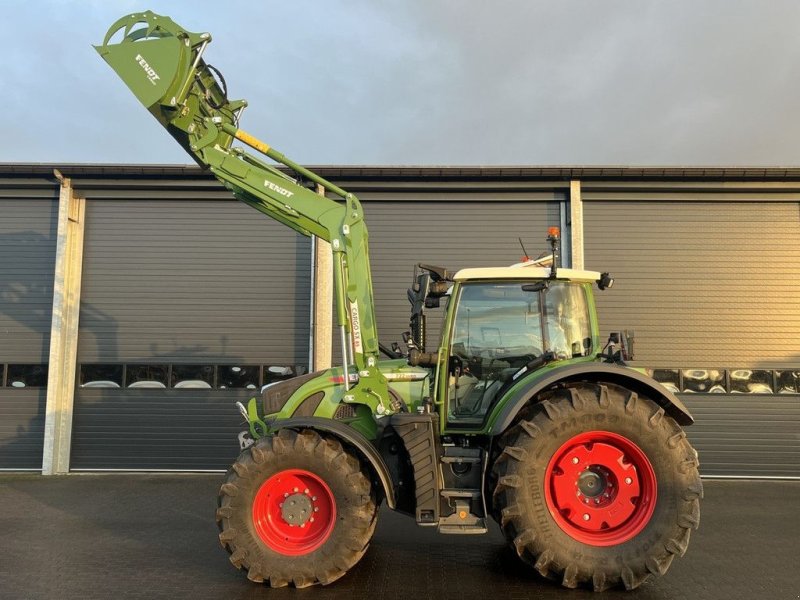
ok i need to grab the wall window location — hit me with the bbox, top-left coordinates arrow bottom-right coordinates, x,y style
681,369 -> 725,393
777,371 -> 800,394
126,365 -> 169,388
264,365 -> 304,385
651,369 -> 680,394
218,365 -> 260,390
5,364 -> 48,388
730,369 -> 773,394
80,364 -> 123,388
171,365 -> 214,389
650,368 -> 796,394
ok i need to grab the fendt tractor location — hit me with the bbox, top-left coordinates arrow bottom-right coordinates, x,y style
96,12 -> 702,591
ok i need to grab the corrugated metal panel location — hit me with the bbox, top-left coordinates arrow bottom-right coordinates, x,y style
0,198 -> 55,469
78,199 -> 311,366
584,201 -> 800,365
0,389 -> 45,470
0,199 -> 57,362
332,199 -> 562,362
681,395 -> 800,477
70,389 -> 247,470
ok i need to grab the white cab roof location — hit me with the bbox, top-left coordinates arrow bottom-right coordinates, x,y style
453,264 -> 602,282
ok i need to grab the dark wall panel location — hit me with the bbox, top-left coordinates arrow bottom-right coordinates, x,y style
71,389 -> 247,470
584,201 -> 800,366
682,394 -> 800,477
0,198 -> 56,469
0,199 -> 57,362
0,389 -> 45,470
78,199 -> 311,367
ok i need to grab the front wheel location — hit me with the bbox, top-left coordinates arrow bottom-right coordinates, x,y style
216,428 -> 378,587
492,383 -> 702,591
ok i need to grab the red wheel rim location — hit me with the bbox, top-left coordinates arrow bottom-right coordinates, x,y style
544,431 -> 656,546
252,469 -> 336,556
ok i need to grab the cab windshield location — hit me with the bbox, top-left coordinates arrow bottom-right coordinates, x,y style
447,281 -> 592,424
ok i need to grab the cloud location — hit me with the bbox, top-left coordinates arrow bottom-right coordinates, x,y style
5,0 -> 800,166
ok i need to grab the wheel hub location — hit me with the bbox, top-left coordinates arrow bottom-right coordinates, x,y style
544,431 -> 657,546
252,469 -> 336,556
577,467 -> 609,498
280,492 -> 314,527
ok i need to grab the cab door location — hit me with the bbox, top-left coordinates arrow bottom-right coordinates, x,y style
440,281 -> 545,427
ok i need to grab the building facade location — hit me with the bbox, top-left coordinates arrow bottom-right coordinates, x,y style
1,164 -> 798,477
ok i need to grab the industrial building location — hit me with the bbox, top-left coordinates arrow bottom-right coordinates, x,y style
1,163 -> 798,477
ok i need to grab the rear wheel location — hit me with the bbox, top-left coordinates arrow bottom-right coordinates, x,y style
492,383 -> 702,591
216,428 -> 378,587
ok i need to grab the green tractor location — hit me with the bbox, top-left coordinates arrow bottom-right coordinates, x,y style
96,12 -> 702,591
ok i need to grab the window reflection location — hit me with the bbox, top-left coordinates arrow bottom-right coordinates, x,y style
80,364 -> 123,388
6,364 -> 48,388
681,369 -> 725,393
219,365 -> 259,390
263,365 -> 304,385
730,369 -> 773,394
651,369 -> 680,394
126,365 -> 168,388
171,365 -> 214,389
777,371 -> 800,394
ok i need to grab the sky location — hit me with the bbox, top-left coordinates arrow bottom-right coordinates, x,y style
5,0 -> 800,167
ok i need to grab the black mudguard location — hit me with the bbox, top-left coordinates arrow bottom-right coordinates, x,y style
490,363 -> 694,436
268,416 -> 396,509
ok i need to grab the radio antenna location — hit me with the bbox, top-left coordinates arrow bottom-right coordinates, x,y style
518,237 -> 530,261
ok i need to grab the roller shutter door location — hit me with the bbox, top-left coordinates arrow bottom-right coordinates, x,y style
333,197 -> 562,362
0,198 -> 57,469
584,199 -> 800,476
72,198 -> 310,470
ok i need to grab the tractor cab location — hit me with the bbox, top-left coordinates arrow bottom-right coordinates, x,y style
406,229 -> 608,430
441,273 -> 599,426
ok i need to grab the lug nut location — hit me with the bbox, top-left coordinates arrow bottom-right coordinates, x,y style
572,457 -> 579,465
625,477 -> 632,485
304,488 -> 310,494
293,487 -> 299,493
583,514 -> 590,521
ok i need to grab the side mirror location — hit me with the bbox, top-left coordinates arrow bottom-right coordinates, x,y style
623,329 -> 635,361
598,272 -> 614,290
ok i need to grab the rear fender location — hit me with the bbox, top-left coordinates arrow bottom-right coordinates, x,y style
269,417 -> 396,509
489,363 -> 694,436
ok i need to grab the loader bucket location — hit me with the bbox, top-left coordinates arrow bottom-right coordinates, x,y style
95,11 -> 243,165
94,11 -> 202,111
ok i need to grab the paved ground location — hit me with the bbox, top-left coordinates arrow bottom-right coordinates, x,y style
0,475 -> 797,600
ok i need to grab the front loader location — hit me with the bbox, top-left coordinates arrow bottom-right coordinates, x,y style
96,12 -> 702,591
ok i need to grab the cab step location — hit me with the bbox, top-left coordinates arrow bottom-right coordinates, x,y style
438,494 -> 488,534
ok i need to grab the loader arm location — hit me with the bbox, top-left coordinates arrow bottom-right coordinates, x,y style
95,11 -> 392,414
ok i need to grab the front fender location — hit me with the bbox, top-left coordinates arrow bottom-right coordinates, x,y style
269,416 -> 396,509
489,363 -> 694,435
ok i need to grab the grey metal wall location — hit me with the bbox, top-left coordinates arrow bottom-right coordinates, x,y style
332,195 -> 562,362
680,394 -> 799,478
71,389 -> 249,470
72,195 -> 310,470
583,199 -> 800,365
0,197 -> 57,469
583,197 -> 800,476
0,198 -> 57,361
77,197 -> 310,365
